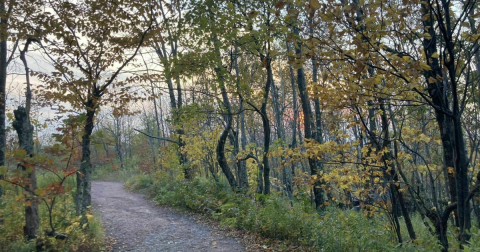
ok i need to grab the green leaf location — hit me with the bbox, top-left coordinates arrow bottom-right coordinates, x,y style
0,166 -> 6,175
14,149 -> 27,159
95,144 -> 104,151
0,180 -> 8,187
34,188 -> 45,196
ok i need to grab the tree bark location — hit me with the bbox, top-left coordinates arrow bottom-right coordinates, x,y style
275,57 -> 292,198
421,4 -> 458,227
211,20 -> 237,189
294,26 -> 323,209
13,107 -> 39,240
310,21 -> 325,207
380,101 -> 416,241
15,40 -> 39,240
260,54 -> 272,195
76,100 -> 96,216
234,42 -> 249,189
114,116 -> 124,169
0,1 -> 7,199
287,41 -> 298,183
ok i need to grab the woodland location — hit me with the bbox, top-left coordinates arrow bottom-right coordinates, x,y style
1,0 -> 480,251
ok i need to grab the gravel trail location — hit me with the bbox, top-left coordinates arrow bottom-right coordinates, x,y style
91,181 -> 245,252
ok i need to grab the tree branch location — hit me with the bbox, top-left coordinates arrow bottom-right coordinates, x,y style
134,128 -> 179,145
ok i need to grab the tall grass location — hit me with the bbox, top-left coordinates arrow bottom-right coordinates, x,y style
126,173 -> 480,252
92,164 -> 138,182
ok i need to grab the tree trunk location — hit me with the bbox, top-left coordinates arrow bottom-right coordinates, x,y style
380,101 -> 416,241
260,54 -> 272,195
153,4 -> 187,178
15,41 -> 39,240
421,5 -> 459,228
310,21 -> 325,206
422,2 -> 474,242
13,107 -> 39,240
0,1 -> 7,199
76,101 -> 96,216
114,116 -> 124,169
275,57 -> 292,198
287,41 -> 298,183
234,42 -> 249,189
294,26 -> 323,209
211,24 -> 237,189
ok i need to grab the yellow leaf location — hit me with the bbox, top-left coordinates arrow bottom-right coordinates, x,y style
70,245 -> 78,252
448,167 -> 455,174
310,0 -> 321,11
431,52 -> 439,58
34,188 -> 45,196
419,62 -> 432,71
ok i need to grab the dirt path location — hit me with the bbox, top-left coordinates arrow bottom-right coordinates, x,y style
91,181 -> 245,252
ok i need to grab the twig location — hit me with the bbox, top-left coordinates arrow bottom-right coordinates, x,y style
134,129 -> 180,145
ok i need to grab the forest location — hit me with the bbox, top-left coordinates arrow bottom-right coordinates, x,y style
1,0 -> 480,251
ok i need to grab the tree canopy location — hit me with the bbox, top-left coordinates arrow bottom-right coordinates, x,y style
2,0 -> 480,251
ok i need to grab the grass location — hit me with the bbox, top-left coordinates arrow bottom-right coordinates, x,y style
92,164 -> 138,182
125,172 -> 480,252
0,172 -> 105,252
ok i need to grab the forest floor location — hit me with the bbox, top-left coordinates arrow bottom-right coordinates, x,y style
91,181 -> 246,252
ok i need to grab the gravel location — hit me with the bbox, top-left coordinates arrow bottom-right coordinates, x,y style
91,181 -> 245,252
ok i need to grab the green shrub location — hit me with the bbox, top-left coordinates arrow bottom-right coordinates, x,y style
92,164 -> 138,182
126,174 -> 480,251
124,173 -> 154,192
0,172 -> 105,252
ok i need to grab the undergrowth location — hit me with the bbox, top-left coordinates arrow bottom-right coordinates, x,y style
0,173 -> 105,252
126,173 -> 480,252
92,164 -> 137,182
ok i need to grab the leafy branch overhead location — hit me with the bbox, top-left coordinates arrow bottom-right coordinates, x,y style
3,0 -> 480,251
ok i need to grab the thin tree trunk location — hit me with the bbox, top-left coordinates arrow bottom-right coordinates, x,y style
275,58 -> 292,198
310,20 -> 325,206
234,42 -> 249,189
14,41 -> 39,240
380,100 -> 416,241
0,1 -> 7,199
114,116 -> 124,169
287,41 -> 298,181
210,16 -> 237,189
421,5 -> 461,235
294,26 -> 323,209
76,100 -> 96,216
260,53 -> 272,195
